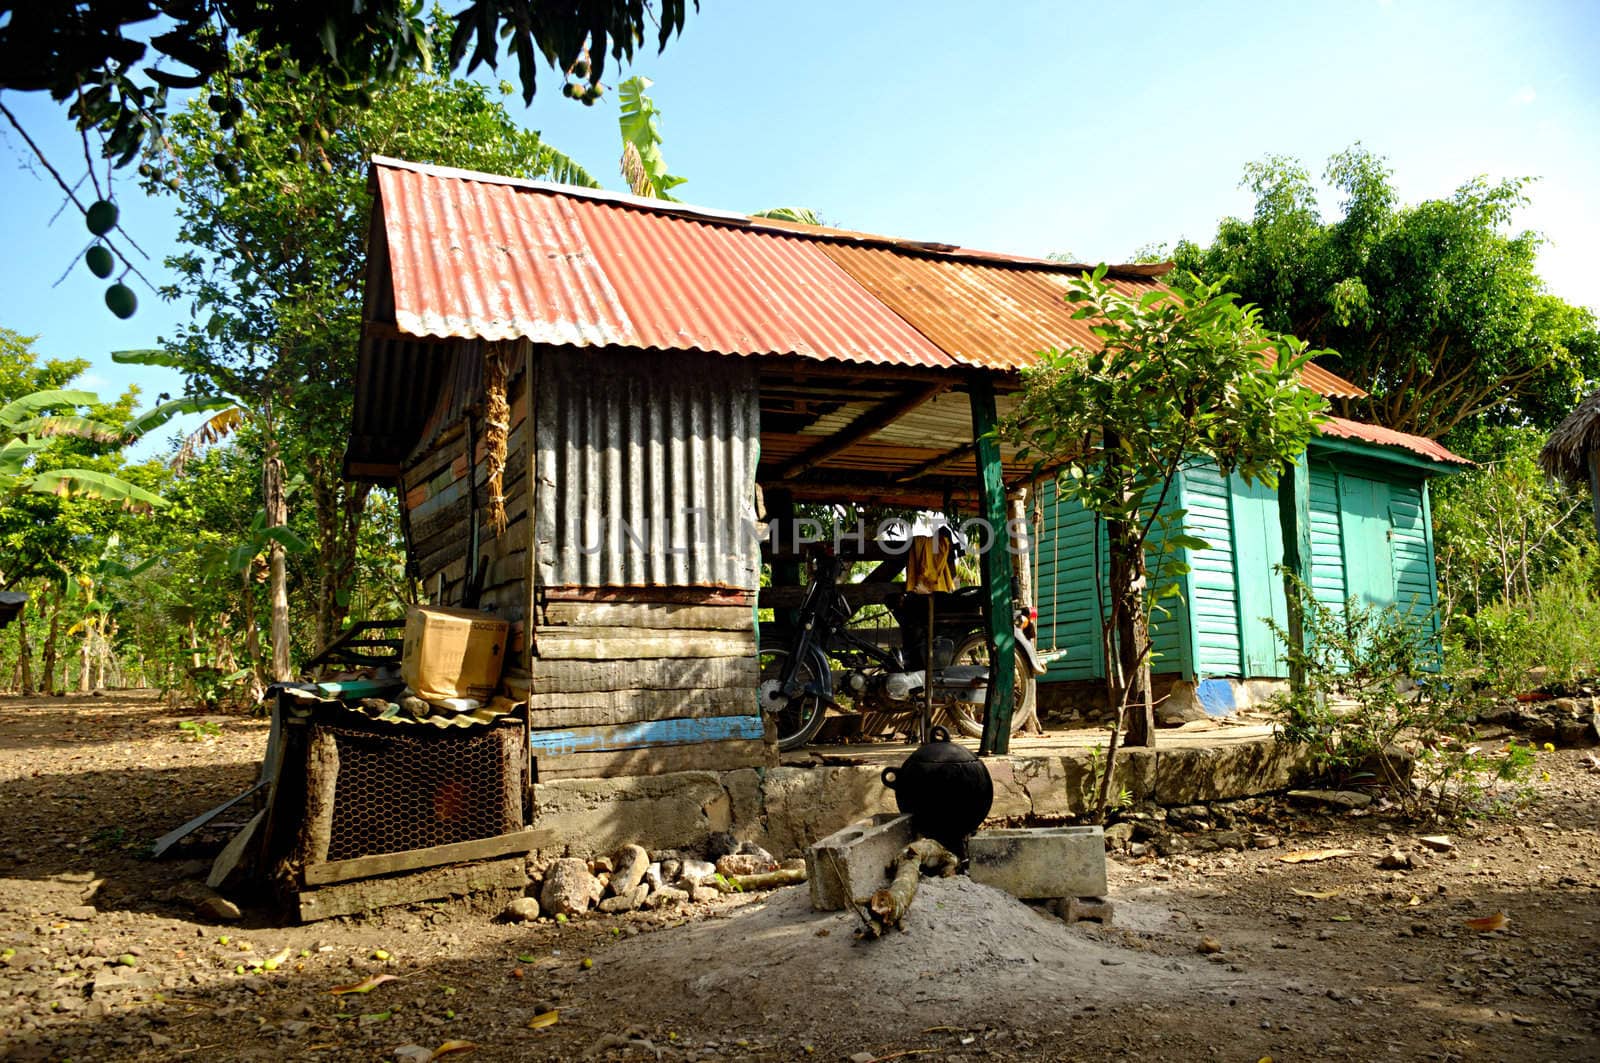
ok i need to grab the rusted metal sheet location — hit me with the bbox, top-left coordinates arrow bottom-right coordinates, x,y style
816,243 -> 1159,372
369,157 -> 1371,398
534,348 -> 761,589
373,158 -> 955,369
345,332 -> 458,478
818,243 -> 1367,398
1318,416 -> 1471,465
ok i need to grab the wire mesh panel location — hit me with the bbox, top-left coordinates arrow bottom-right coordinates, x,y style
320,720 -> 523,862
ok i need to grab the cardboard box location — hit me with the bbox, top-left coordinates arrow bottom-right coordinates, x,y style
401,606 -> 510,702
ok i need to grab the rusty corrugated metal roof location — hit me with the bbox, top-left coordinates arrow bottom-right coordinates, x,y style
1318,416 -> 1471,466
817,243 -> 1164,372
373,158 -> 958,369
370,156 -> 1368,397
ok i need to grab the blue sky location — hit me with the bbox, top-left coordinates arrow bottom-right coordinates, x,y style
1,0 -> 1596,456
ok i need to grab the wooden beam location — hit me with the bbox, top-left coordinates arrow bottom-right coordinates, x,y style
303,828 -> 551,887
773,383 -> 950,480
1277,452 -> 1313,693
897,440 -> 977,482
778,480 -> 971,507
298,854 -> 528,922
970,375 -> 1017,756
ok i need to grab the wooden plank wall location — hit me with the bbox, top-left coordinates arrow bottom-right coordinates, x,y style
528,588 -> 773,781
399,362 -> 530,669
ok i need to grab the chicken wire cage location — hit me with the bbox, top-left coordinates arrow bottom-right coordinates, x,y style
313,716 -> 525,862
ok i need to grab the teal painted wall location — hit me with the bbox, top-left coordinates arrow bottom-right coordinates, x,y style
1307,452 -> 1440,640
1182,463 -> 1243,676
1032,479 -> 1188,681
1033,446 -> 1445,684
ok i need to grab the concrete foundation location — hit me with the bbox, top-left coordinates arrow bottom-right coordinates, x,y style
1038,676 -> 1290,725
528,725 -> 1310,859
804,813 -> 915,911
966,826 -> 1106,899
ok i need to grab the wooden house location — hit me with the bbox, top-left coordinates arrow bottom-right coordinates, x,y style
346,155 -> 1457,767
1032,418 -> 1469,714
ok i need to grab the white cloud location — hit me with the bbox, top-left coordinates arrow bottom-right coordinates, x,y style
1512,86 -> 1537,105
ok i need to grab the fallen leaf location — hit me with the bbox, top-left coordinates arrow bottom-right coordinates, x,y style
331,973 -> 400,995
432,1041 -> 477,1058
1328,915 -> 1353,922
1290,888 -> 1342,899
1278,848 -> 1361,863
527,1010 -> 559,1030
1464,912 -> 1509,933
358,1010 -> 391,1026
1407,896 -> 1422,907
516,954 -> 538,963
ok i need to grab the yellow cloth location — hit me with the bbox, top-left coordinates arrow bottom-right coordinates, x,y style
906,532 -> 957,594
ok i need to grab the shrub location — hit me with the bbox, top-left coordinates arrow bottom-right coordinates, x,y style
1269,575 -> 1532,820
1446,568 -> 1600,692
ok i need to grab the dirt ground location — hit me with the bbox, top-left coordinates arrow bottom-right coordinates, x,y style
1,691 -> 1597,1062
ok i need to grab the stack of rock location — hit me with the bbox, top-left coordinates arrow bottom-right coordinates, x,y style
502,835 -> 794,923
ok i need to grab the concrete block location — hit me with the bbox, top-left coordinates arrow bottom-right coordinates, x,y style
966,825 -> 1107,900
804,813 -> 915,911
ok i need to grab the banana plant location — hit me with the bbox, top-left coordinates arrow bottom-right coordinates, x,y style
0,386 -> 233,509
617,76 -> 687,201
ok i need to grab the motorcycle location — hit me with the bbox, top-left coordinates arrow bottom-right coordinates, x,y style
757,552 -> 1042,751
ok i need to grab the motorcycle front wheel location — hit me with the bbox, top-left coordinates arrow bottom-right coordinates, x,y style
757,638 -> 831,752
945,632 -> 1038,740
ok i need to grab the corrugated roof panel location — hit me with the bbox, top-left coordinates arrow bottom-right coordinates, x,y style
377,164 -> 638,346
1318,416 -> 1471,465
817,243 -> 1156,372
820,243 -> 1368,398
569,201 -> 957,366
375,160 -> 955,368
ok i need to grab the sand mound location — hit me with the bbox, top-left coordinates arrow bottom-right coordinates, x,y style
581,877 -> 1249,1045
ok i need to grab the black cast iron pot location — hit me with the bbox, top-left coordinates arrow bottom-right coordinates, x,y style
880,725 -> 993,856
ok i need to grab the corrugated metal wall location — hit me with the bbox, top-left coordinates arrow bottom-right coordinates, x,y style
534,348 -> 761,589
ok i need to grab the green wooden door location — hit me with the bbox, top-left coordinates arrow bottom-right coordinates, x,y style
1231,474 -> 1289,677
1338,474 -> 1395,608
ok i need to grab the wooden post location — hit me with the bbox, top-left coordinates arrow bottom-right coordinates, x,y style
297,728 -> 340,870
969,376 -> 1017,756
1277,452 -> 1313,692
766,489 -> 802,631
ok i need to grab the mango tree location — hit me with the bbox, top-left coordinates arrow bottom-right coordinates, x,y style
143,41 -> 599,676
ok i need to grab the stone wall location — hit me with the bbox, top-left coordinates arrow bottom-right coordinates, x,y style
528,733 -> 1315,859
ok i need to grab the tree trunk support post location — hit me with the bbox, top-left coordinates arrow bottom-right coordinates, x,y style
969,376 -> 1017,756
1277,451 -> 1313,692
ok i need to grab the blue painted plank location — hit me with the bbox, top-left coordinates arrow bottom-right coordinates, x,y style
530,715 -> 764,756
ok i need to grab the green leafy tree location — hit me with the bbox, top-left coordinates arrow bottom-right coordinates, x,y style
0,2 -> 694,315
1006,269 -> 1327,768
1174,146 -> 1600,437
139,42 -> 600,678
0,331 -> 184,692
